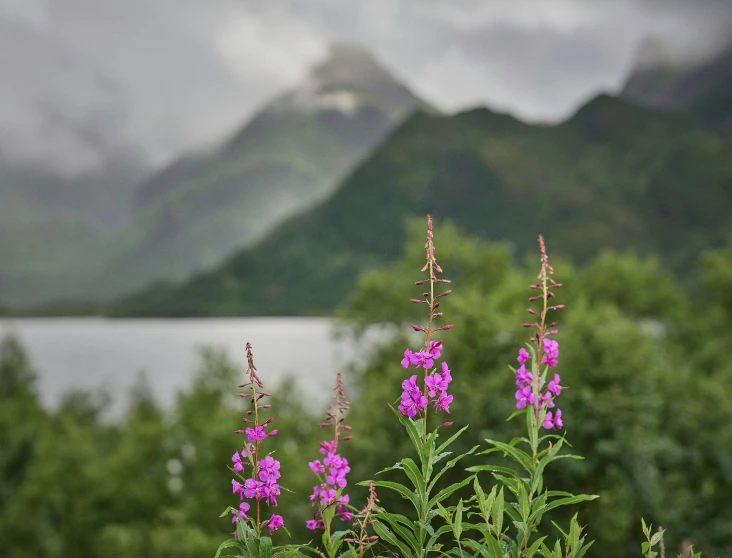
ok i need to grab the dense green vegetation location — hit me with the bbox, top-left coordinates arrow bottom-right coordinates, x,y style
112,94 -> 732,317
4,222 -> 732,556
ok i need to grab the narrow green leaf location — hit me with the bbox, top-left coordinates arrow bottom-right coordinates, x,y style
401,457 -> 427,503
527,536 -> 547,558
483,439 -> 534,474
427,474 -> 474,509
372,520 -> 415,557
259,536 -> 272,558
454,499 -> 464,540
436,424 -> 470,455
368,480 -> 419,509
213,539 -> 240,558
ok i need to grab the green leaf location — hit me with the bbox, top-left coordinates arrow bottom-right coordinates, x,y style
377,512 -> 420,553
436,424 -> 470,455
259,536 -> 272,558
401,457 -> 427,503
365,480 -> 418,509
539,494 -> 598,516
454,499 -> 464,540
483,439 -> 533,474
526,536 -> 546,558
493,488 -> 505,539
467,464 -> 522,480
428,445 -> 479,493
650,530 -> 664,546
214,539 -> 240,558
427,474 -> 475,509
372,520 -> 415,557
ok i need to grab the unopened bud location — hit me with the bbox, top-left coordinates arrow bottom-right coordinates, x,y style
439,421 -> 454,429
268,430 -> 278,437
433,312 -> 443,318
242,418 -> 252,423
410,299 -> 423,304
547,329 -> 559,336
263,416 -> 275,425
343,425 -> 352,430
412,324 -> 426,332
549,322 -> 558,327
437,290 -> 452,298
436,324 -> 454,331
551,304 -> 565,310
342,435 -> 353,441
434,264 -> 443,273
527,308 -> 538,315
246,410 -> 254,414
528,296 -> 539,302
415,280 -> 427,285
235,429 -> 246,434
522,323 -> 534,328
261,404 -> 271,409
319,422 -> 329,427
547,292 -> 555,298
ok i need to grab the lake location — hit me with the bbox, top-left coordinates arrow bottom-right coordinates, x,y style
0,317 -> 384,417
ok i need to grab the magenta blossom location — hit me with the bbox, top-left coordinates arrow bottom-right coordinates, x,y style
542,338 -> 559,368
245,425 -> 267,442
267,514 -> 284,533
517,348 -> 531,364
232,452 -> 244,473
231,502 -> 250,524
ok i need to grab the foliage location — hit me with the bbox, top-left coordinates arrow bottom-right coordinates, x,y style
3,219 -> 732,556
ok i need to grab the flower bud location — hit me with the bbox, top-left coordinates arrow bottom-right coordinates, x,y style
527,308 -> 538,315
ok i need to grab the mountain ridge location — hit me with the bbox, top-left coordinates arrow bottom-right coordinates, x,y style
109,92 -> 732,317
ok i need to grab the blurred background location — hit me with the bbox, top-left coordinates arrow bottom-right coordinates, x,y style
1,0 -> 732,556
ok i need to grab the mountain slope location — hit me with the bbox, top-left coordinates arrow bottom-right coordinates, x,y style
94,43 -> 422,297
622,39 -> 732,131
0,155 -> 147,306
111,94 -> 732,317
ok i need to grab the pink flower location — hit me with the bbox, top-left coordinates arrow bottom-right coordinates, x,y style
231,502 -> 250,523
267,514 -> 284,532
232,452 -> 244,472
517,348 -> 531,364
245,425 -> 266,442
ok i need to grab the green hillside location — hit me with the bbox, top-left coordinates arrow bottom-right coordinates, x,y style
92,43 -> 421,298
110,93 -> 732,317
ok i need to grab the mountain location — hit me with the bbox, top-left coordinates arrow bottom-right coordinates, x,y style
0,153 -> 147,306
93,42 -> 423,297
110,94 -> 732,317
622,38 -> 732,131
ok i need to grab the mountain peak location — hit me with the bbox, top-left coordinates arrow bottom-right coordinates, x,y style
262,42 -> 417,118
308,42 -> 396,89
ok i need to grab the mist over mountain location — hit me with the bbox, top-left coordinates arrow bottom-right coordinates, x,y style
622,37 -> 732,131
0,42 -> 423,307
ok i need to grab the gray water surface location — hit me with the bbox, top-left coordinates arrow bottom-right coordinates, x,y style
0,317 -> 375,417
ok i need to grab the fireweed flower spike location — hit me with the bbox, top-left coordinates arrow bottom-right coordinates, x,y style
399,215 -> 454,440
307,373 -> 353,544
230,342 -> 284,537
514,235 -> 565,430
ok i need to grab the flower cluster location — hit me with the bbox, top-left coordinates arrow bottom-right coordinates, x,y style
400,341 -> 453,416
399,215 -> 454,419
231,343 -> 283,534
307,374 -> 353,531
516,235 -> 565,430
514,340 -> 563,429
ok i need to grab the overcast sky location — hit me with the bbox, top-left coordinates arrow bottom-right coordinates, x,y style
1,0 -> 731,175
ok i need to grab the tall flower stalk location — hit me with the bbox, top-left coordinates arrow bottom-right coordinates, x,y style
215,343 -> 299,558
231,343 -> 283,535
306,374 -> 353,557
468,235 -> 597,557
399,214 -> 454,442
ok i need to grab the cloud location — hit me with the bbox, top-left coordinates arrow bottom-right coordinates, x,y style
0,0 -> 730,174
